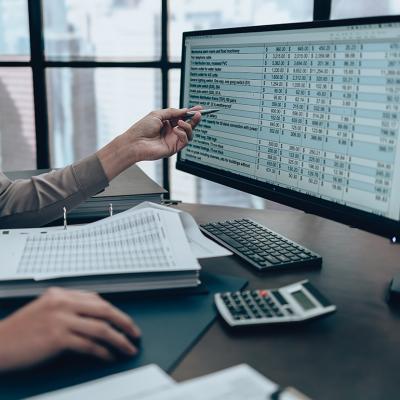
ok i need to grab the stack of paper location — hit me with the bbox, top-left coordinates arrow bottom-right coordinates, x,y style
67,165 -> 167,221
28,364 -> 278,400
0,203 -> 230,298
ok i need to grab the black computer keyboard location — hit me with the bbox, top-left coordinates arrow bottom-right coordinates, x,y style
200,219 -> 322,271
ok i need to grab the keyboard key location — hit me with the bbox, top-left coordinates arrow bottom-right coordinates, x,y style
299,252 -> 310,259
215,233 -> 243,249
249,254 -> 264,262
266,255 -> 279,264
257,261 -> 272,267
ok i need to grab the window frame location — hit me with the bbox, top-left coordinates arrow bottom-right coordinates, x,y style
0,0 -> 330,197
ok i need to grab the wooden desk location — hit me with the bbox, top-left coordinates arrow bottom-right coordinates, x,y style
172,203 -> 400,400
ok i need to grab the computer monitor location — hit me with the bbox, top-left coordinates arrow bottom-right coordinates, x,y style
177,15 -> 400,241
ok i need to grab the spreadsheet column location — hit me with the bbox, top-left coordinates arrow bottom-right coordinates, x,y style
186,44 -> 265,177
340,42 -> 400,214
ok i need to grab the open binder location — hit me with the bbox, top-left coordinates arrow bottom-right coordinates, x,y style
0,203 -> 230,299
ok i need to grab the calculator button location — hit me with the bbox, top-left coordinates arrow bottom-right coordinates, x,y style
272,290 -> 288,305
264,312 -> 272,318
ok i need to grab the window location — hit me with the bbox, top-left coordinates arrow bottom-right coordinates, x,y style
42,0 -> 163,182
0,68 -> 36,170
42,0 -> 161,61
331,0 -> 400,19
0,0 -> 34,170
0,0 -> 30,61
47,68 -> 161,176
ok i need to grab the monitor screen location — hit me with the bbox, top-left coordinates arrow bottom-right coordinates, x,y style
177,16 -> 400,239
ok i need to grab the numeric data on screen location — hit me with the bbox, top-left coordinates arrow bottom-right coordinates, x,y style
181,23 -> 400,220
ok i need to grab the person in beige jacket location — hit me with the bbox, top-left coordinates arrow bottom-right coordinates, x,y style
0,106 -> 201,372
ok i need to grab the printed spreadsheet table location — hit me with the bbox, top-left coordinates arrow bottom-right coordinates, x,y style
17,210 -> 175,276
181,23 -> 400,220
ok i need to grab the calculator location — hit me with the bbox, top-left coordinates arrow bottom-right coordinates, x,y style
215,280 -> 336,327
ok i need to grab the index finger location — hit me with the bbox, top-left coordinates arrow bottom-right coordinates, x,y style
70,295 -> 141,339
153,107 -> 188,121
189,105 -> 203,111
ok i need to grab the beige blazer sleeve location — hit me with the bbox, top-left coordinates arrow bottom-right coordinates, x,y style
0,154 -> 109,229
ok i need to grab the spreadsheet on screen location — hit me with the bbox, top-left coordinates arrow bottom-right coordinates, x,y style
181,22 -> 400,221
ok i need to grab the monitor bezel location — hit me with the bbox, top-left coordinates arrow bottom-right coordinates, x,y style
176,14 -> 400,240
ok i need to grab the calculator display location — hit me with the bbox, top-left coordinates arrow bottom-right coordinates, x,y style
292,290 -> 316,311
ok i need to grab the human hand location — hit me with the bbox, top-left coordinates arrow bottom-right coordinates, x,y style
96,106 -> 202,181
126,105 -> 202,162
0,288 -> 141,372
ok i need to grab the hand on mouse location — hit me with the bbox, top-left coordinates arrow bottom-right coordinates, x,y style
0,287 -> 141,372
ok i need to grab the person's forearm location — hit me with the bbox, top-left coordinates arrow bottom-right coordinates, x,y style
96,133 -> 138,182
0,154 -> 109,229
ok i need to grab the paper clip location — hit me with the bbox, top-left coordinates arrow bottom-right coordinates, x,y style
63,207 -> 68,230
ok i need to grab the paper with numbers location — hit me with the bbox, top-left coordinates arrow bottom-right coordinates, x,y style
0,205 -> 200,280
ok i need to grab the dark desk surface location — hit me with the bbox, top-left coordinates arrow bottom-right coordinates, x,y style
171,203 -> 400,400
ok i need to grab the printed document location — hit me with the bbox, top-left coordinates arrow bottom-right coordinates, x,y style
27,364 -> 175,400
134,202 -> 231,258
142,364 -> 277,400
0,205 -> 202,280
27,364 -> 277,400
